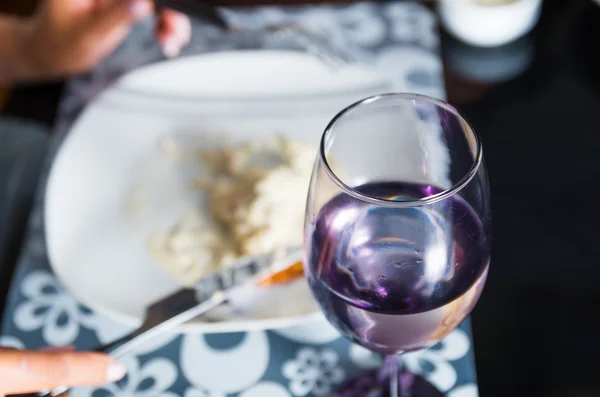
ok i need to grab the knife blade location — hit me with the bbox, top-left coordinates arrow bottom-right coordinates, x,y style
107,248 -> 301,358
40,249 -> 301,397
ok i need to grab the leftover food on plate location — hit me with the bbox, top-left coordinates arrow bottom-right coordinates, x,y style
146,208 -> 236,287
147,136 -> 316,287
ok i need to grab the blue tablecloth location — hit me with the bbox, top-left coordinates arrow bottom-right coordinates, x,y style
1,3 -> 479,397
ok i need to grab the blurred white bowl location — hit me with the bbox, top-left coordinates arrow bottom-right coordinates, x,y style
438,0 -> 542,47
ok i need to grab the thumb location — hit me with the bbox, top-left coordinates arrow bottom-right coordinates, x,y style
0,349 -> 127,395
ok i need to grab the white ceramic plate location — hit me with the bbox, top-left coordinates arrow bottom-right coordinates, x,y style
45,50 -> 393,333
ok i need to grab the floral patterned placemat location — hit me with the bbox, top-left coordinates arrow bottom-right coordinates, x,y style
1,2 -> 478,397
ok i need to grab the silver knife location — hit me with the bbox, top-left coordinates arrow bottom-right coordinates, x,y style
41,248 -> 302,397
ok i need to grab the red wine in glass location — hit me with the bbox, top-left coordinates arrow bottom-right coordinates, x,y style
304,94 -> 491,397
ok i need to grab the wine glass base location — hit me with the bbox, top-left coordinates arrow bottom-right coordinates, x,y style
333,369 -> 444,397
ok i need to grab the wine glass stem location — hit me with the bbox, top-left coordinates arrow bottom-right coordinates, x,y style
383,354 -> 409,397
383,355 -> 403,397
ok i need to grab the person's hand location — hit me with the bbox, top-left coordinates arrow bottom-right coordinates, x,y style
14,0 -> 192,81
154,8 -> 192,58
0,347 -> 126,396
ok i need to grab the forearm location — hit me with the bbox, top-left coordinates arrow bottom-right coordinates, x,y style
0,16 -> 36,84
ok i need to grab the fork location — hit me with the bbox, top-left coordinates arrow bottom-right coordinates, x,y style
154,0 -> 353,67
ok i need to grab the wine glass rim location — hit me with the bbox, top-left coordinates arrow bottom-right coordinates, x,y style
319,93 -> 483,208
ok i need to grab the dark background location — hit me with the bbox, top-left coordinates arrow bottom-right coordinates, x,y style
444,1 -> 600,396
2,0 -> 600,396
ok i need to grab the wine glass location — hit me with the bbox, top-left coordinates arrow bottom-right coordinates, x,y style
304,93 -> 491,397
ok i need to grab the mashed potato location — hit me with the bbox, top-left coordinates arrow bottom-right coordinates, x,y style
148,136 -> 315,286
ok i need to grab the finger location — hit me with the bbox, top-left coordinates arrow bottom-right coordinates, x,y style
80,0 -> 154,61
156,9 -> 192,57
0,350 -> 126,395
89,0 -> 154,43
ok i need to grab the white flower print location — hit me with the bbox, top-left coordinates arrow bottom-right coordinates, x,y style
13,270 -> 134,346
71,356 -> 178,397
403,328 -> 471,393
295,8 -> 353,56
384,3 -> 420,42
347,328 -> 471,394
0,335 -> 25,349
337,3 -> 386,48
384,2 -> 437,49
283,347 -> 344,397
184,386 -> 227,397
181,331 -> 270,394
239,382 -> 292,397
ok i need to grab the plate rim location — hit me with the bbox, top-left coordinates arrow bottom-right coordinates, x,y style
114,49 -> 390,102
44,109 -> 326,334
43,49 -> 388,334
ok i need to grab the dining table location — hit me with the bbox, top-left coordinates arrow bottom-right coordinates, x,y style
0,2 -> 480,397
4,0 -> 600,396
